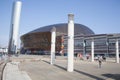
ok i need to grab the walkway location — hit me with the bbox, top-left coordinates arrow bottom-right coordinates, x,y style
3,62 -> 31,80
2,55 -> 120,80
18,55 -> 120,80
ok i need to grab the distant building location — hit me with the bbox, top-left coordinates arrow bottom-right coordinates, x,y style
0,48 -> 8,53
20,23 -> 120,57
20,23 -> 94,54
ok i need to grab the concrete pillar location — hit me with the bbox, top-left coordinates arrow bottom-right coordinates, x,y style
50,27 -> 56,65
67,14 -> 74,72
91,39 -> 94,62
83,39 -> 86,57
106,38 -> 109,57
116,39 -> 119,63
8,1 -> 22,54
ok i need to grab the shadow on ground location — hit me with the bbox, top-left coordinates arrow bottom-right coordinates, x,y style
42,60 -> 104,80
54,64 -> 67,71
42,60 -> 50,64
102,74 -> 120,80
42,60 -> 120,80
42,60 -> 67,70
74,69 -> 104,80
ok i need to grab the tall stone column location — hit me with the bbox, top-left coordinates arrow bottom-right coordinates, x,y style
67,14 -> 74,72
116,39 -> 119,63
8,1 -> 22,54
91,38 -> 94,62
50,27 -> 56,64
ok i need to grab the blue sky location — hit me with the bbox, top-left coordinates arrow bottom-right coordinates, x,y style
0,0 -> 120,47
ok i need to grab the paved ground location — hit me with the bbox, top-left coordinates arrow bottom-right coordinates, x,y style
0,61 -> 6,80
3,62 -> 32,80
11,55 -> 120,80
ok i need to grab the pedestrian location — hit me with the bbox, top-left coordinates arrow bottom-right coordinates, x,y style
102,56 -> 106,61
98,56 -> 102,68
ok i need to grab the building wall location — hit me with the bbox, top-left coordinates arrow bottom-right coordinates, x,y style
21,32 -> 62,54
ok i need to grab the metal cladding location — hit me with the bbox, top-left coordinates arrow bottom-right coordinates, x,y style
22,23 -> 94,36
8,1 -> 22,54
21,23 -> 94,50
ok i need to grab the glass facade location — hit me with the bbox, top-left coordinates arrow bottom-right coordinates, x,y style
63,34 -> 120,57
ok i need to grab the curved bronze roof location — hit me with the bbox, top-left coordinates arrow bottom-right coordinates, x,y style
20,23 -> 94,50
27,23 -> 94,35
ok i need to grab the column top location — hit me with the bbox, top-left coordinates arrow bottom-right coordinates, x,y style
68,14 -> 74,21
51,27 -> 56,32
14,0 -> 22,4
68,13 -> 74,16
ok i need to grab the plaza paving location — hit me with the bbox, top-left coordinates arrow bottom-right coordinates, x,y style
3,55 -> 120,80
